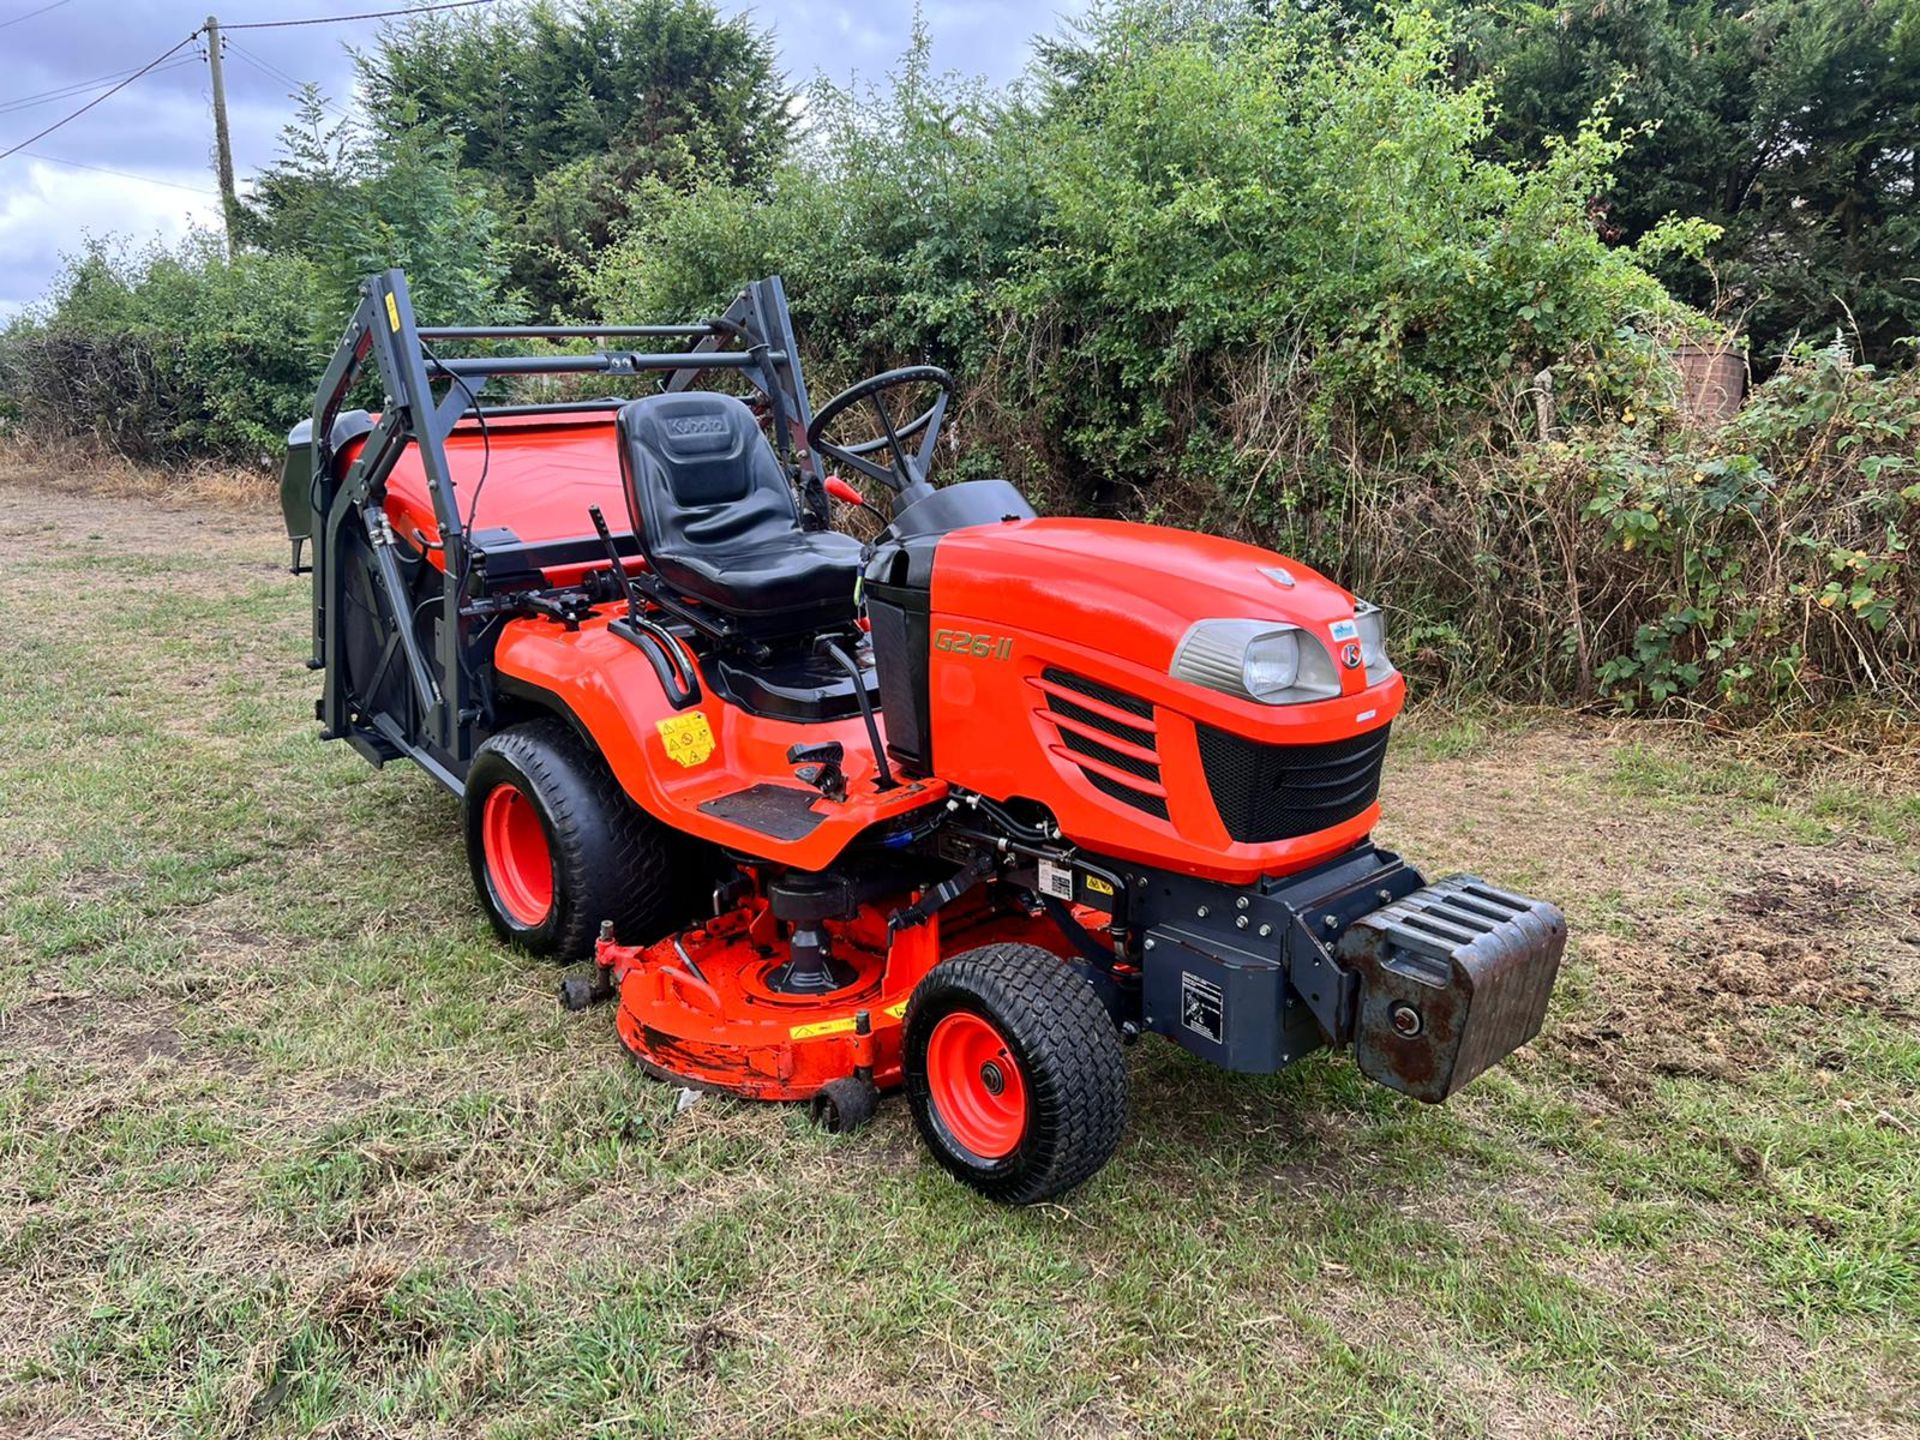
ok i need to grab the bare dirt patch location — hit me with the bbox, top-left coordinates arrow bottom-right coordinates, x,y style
0,992 -> 96,1054
1383,725 -> 1920,1096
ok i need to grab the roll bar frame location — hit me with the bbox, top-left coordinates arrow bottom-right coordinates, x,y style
301,268 -> 825,786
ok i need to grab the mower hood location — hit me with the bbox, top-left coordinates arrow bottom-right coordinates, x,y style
931,516 -> 1367,682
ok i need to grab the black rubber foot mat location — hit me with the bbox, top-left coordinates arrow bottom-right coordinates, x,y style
698,784 -> 827,840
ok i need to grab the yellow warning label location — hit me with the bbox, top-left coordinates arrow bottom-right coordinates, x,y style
791,1000 -> 906,1040
790,1015 -> 858,1041
385,292 -> 401,332
1084,873 -> 1115,897
655,712 -> 715,768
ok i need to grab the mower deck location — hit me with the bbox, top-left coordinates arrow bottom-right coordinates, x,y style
597,899 -> 1081,1100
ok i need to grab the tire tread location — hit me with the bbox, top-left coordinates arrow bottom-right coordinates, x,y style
467,718 -> 687,961
905,942 -> 1126,1204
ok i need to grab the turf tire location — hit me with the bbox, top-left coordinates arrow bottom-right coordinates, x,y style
465,717 -> 685,962
903,942 -> 1127,1205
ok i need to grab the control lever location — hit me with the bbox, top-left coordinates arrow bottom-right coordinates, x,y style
788,740 -> 848,803
823,475 -> 866,507
587,504 -> 702,711
813,637 -> 896,791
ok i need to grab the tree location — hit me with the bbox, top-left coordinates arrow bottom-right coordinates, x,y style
1465,0 -> 1920,365
241,88 -> 522,332
356,0 -> 795,313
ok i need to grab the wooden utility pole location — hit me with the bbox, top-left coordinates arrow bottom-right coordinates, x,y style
204,15 -> 242,245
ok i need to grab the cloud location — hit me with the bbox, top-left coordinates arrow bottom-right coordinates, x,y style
0,159 -> 224,313
0,0 -> 1079,314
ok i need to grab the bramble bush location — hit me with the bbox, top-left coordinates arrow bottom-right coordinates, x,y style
0,236 -> 323,462
1318,342 -> 1918,714
1,1 -> 1911,718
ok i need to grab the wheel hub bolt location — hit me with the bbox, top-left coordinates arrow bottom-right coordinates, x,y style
980,1061 -> 1006,1095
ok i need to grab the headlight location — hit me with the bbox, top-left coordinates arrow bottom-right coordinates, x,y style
1353,600 -> 1395,685
1171,619 -> 1341,705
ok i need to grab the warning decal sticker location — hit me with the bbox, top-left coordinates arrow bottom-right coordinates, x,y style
655,712 -> 716,768
1180,972 -> 1224,1044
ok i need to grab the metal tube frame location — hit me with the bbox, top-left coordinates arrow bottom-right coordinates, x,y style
304,268 -> 826,793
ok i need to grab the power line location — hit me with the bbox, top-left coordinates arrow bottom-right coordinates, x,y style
0,3 -> 496,185
0,0 -> 76,32
0,64 -> 146,110
223,0 -> 500,32
223,37 -> 353,119
19,148 -> 221,195
0,32 -> 198,162
224,38 -> 306,92
0,57 -> 201,117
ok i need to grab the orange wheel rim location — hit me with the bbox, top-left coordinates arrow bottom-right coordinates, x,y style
481,783 -> 553,927
926,1011 -> 1027,1159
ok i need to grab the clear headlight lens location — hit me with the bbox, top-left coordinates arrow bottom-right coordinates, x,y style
1243,630 -> 1300,698
1171,619 -> 1341,705
1353,600 -> 1395,685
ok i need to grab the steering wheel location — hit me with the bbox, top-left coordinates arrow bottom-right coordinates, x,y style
806,365 -> 955,493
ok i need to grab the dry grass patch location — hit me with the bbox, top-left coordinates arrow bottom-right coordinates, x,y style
1,479 -> 1915,1438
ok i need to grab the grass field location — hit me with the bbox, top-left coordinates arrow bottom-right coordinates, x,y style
2,467 -> 1917,1439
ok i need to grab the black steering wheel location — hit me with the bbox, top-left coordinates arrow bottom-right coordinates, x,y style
806,365 -> 955,493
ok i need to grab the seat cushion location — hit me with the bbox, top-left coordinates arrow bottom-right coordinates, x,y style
656,529 -> 863,616
618,393 -> 862,629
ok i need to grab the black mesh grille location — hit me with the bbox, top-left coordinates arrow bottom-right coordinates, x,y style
1041,666 -> 1151,717
1045,692 -> 1154,750
1197,722 -> 1392,843
1039,667 -> 1164,820
1084,768 -> 1170,820
1057,726 -> 1159,780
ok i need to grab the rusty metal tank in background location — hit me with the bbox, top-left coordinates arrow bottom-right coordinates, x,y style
1675,341 -> 1746,425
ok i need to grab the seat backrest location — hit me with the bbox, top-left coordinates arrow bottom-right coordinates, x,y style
617,393 -> 800,564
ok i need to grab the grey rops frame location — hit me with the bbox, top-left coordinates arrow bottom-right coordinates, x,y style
280,268 -> 827,795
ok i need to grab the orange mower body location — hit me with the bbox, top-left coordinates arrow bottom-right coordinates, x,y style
284,269 -> 1567,1204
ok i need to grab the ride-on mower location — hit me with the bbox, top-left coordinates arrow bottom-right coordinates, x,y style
281,270 -> 1567,1204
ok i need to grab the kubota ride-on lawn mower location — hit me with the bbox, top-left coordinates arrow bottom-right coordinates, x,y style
281,270 -> 1567,1204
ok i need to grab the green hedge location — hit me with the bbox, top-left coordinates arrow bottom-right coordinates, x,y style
575,8 -> 1913,715
0,238 -> 324,462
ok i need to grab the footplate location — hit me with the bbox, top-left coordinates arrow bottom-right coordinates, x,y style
1336,875 -> 1566,1102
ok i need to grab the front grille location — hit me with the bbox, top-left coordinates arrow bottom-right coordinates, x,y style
1040,667 -> 1151,718
1083,768 -> 1170,819
1197,721 -> 1391,844
1039,666 -> 1168,820
1046,691 -> 1154,751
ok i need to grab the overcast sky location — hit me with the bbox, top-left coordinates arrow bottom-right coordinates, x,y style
0,0 -> 1076,319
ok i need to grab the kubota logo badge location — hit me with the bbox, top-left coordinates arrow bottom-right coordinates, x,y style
665,415 -> 728,437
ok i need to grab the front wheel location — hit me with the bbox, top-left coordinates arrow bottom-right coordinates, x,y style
903,943 -> 1127,1205
464,718 -> 688,962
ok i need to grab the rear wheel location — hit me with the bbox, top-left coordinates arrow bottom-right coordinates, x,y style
464,718 -> 687,962
903,943 -> 1127,1205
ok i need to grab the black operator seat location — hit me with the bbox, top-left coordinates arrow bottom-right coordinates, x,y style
617,393 -> 862,638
